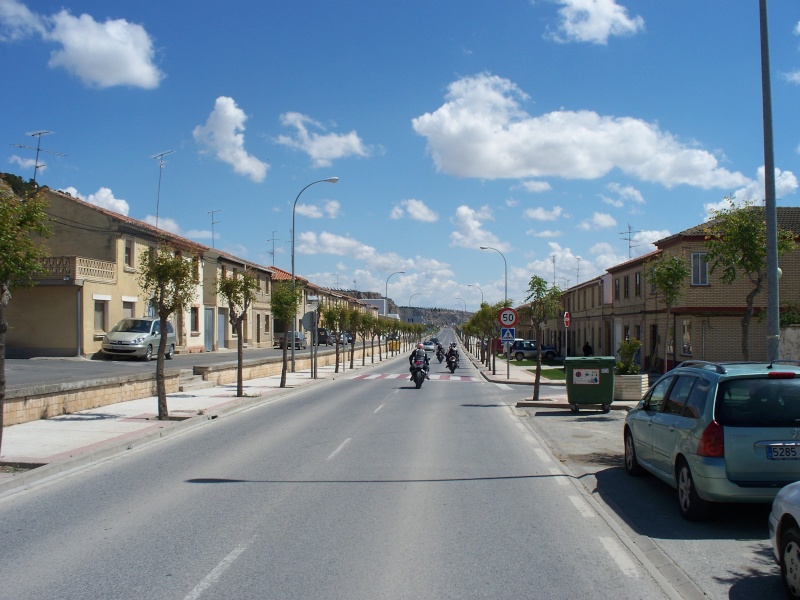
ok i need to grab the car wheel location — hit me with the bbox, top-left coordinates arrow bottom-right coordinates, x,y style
165,344 -> 174,360
544,351 -> 555,360
515,352 -> 524,361
781,527 -> 800,598
676,459 -> 710,520
624,430 -> 644,476
144,345 -> 153,361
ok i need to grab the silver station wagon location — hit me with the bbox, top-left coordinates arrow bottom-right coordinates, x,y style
624,360 -> 800,520
101,317 -> 176,361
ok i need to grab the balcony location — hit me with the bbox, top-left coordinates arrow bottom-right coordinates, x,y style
40,256 -> 117,283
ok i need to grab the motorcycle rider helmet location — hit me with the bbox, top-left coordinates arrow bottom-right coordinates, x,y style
416,343 -> 424,349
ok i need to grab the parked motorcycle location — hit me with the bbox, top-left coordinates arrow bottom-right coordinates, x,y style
410,358 -> 427,389
447,354 -> 458,373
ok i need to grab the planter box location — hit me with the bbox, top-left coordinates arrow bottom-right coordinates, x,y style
614,374 -> 648,401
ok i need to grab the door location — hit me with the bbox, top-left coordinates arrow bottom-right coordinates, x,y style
650,376 -> 696,475
204,308 -> 214,352
631,375 -> 674,466
217,311 -> 227,351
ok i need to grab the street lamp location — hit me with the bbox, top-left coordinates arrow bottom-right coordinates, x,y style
479,246 -> 507,304
408,292 -> 421,323
480,245 -> 509,379
468,284 -> 483,306
291,177 -> 338,371
455,296 -> 466,324
385,271 -> 404,316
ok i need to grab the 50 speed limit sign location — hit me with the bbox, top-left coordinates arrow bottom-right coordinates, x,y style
497,307 -> 518,327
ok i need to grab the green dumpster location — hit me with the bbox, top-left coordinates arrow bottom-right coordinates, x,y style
564,356 -> 616,413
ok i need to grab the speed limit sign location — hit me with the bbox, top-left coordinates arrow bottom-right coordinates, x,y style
498,307 -> 518,327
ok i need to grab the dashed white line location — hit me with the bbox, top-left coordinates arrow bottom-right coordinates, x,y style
599,536 -> 641,579
326,438 -> 351,461
568,494 -> 596,518
184,536 -> 255,600
534,448 -> 552,464
549,467 -> 570,486
373,403 -> 385,414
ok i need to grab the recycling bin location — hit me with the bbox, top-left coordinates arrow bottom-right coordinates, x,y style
564,356 -> 616,413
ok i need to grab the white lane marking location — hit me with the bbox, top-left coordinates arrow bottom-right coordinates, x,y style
385,373 -> 403,379
599,536 -> 641,579
184,536 -> 255,600
534,448 -> 552,464
326,438 -> 351,461
365,374 -> 381,380
569,494 -> 596,518
374,403 -> 385,414
549,467 -> 569,486
495,383 -> 513,390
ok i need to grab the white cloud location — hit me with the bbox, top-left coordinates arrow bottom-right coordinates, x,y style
296,200 -> 340,219
0,0 -> 44,41
60,185 -> 129,215
604,182 -> 644,205
143,215 -> 179,233
547,0 -> 645,45
193,96 -> 269,183
449,204 -> 509,251
578,211 -> 616,230
731,166 -> 798,204
527,229 -> 562,238
524,206 -> 563,221
296,230 -> 410,272
412,73 -> 749,190
518,180 -> 552,193
276,112 -> 369,168
389,198 -> 438,222
8,154 -> 38,171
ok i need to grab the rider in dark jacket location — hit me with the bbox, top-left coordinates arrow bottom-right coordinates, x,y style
409,343 -> 430,379
445,343 -> 459,366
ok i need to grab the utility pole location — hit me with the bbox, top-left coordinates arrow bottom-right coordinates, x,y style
12,131 -> 65,183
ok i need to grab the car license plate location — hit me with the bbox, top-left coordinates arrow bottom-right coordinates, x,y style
767,445 -> 799,460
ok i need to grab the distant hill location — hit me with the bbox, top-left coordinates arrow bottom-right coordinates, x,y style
339,289 -> 470,327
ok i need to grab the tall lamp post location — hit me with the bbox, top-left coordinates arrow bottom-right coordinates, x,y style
408,292 -> 421,323
468,284 -> 483,306
385,271 -> 404,316
291,177 -> 338,371
455,297 -> 466,323
480,245 -> 509,379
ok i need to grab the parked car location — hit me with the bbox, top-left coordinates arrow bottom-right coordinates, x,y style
316,328 -> 333,346
769,480 -> 800,597
506,339 -> 557,361
101,317 -> 176,361
273,331 -> 307,349
624,360 -> 800,520
337,331 -> 353,345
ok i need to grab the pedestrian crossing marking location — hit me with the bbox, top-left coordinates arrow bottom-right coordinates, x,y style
353,373 -> 479,382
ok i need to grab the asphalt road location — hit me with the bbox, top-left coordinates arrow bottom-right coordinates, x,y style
0,345 -> 671,599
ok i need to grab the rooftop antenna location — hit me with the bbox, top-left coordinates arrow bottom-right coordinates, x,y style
266,230 -> 280,266
152,150 -> 174,230
619,223 -> 643,259
12,131 -> 65,183
208,209 -> 221,248
552,255 -> 557,287
575,256 -> 581,284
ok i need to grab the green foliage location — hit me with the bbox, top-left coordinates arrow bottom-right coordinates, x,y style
644,253 -> 690,309
217,270 -> 259,325
781,303 -> 800,327
137,244 -> 198,319
271,281 -> 303,326
615,338 -> 642,375
0,179 -> 51,292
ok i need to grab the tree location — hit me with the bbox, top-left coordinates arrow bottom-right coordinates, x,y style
644,253 -> 690,372
704,198 -> 796,361
138,243 -> 198,419
357,312 -> 374,366
524,276 -> 562,400
347,309 -> 361,369
271,281 -> 303,387
0,178 -> 51,452
217,269 -> 259,397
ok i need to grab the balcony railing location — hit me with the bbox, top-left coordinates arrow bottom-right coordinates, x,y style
40,256 -> 117,283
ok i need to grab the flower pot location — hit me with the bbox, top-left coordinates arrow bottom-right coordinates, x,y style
614,374 -> 648,401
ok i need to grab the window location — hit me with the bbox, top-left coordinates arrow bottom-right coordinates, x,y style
122,301 -> 135,319
124,238 -> 135,269
191,307 -> 200,332
691,253 -> 709,286
623,276 -> 630,299
682,378 -> 710,419
681,320 -> 692,356
94,300 -> 108,332
645,376 -> 674,412
635,272 -> 641,297
664,376 -> 694,415
614,278 -> 620,300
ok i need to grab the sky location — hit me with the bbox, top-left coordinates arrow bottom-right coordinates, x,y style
2,0 -> 800,314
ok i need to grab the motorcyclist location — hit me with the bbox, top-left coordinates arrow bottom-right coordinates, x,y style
409,343 -> 430,380
445,342 -> 459,367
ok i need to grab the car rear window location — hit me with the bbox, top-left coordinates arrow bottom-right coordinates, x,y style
715,378 -> 800,427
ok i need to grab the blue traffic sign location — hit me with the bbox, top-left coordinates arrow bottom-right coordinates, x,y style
500,327 -> 515,341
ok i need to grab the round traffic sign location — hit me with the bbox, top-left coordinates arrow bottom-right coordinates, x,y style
498,307 -> 518,327
564,311 -> 571,328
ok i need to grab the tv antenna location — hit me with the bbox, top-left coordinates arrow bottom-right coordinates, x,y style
12,131 -> 65,183
152,150 -> 174,230
619,223 -> 644,259
266,230 -> 280,265
575,256 -> 581,284
208,209 -> 221,248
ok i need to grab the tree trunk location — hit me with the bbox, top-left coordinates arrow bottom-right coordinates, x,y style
156,315 -> 169,420
334,338 -> 340,373
663,308 -> 671,374
0,284 -> 9,453
741,278 -> 762,362
280,325 -> 288,388
532,324 -> 542,401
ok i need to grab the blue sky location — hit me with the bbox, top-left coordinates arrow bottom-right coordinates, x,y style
2,0 -> 800,313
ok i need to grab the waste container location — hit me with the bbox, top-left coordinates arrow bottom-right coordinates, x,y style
564,356 -> 616,413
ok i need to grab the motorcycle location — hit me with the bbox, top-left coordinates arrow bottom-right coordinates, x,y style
447,354 -> 458,373
436,349 -> 444,363
410,358 -> 427,389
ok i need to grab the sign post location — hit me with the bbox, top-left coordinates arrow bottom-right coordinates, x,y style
497,308 -> 518,380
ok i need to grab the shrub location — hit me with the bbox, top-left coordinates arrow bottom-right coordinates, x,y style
616,338 -> 642,375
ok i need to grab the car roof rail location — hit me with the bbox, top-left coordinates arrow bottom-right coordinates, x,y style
675,360 -> 728,374
773,360 -> 800,366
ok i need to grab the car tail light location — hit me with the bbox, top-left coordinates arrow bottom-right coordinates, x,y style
697,420 -> 724,458
768,372 -> 796,379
